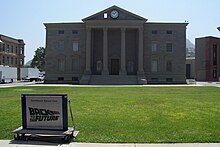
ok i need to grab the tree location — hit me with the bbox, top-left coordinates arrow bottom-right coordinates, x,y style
31,47 -> 45,71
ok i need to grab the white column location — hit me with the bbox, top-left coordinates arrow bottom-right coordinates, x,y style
85,28 -> 91,74
120,27 -> 127,75
102,27 -> 109,75
138,27 -> 144,75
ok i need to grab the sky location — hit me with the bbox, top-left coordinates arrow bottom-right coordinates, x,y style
1,0 -> 220,63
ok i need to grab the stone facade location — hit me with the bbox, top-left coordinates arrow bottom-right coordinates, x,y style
0,34 -> 25,79
44,6 -> 188,84
195,36 -> 220,81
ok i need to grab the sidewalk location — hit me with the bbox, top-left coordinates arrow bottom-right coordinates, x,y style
1,140 -> 219,147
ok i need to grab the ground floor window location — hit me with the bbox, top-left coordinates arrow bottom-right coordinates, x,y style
166,78 -> 173,82
127,61 -> 134,74
58,77 -> 64,81
213,69 -> 217,78
96,60 -> 102,72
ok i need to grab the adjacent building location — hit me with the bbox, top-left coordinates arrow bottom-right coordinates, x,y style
44,5 -> 188,84
195,36 -> 220,81
0,34 -> 25,79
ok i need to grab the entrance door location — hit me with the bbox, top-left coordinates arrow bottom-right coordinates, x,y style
111,59 -> 119,75
186,64 -> 191,79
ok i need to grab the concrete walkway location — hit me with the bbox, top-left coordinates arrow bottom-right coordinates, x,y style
1,140 -> 219,147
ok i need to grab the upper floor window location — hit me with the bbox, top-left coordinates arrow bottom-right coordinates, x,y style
166,30 -> 172,34
152,30 -> 158,34
104,13 -> 108,19
20,47 -> 24,54
11,45 -> 14,53
15,47 -> 18,54
58,30 -> 64,34
7,45 -> 9,52
72,30 -> 78,34
152,42 -> 157,52
166,43 -> 173,52
3,44 -> 5,51
73,41 -> 79,51
58,41 -> 64,50
213,44 -> 217,66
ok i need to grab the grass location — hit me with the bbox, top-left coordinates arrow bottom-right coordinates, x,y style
0,86 -> 219,143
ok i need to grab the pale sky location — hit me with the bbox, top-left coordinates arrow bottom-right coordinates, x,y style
1,0 -> 219,63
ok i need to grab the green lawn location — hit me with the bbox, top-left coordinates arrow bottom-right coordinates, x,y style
0,86 -> 219,143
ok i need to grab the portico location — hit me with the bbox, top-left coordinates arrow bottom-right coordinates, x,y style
83,23 -> 145,76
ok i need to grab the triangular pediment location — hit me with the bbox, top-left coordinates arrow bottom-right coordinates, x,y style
82,5 -> 147,22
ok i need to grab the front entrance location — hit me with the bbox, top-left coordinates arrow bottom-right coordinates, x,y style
186,64 -> 191,79
111,59 -> 119,75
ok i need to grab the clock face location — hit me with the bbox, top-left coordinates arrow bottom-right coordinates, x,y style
110,10 -> 119,19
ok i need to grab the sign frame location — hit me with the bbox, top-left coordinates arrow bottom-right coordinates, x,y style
21,94 -> 68,131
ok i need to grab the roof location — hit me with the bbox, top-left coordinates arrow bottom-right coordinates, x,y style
82,5 -> 147,22
0,34 -> 25,44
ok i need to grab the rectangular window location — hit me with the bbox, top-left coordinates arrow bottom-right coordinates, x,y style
166,30 -> 172,34
72,57 -> 79,71
11,57 -> 14,64
20,47 -> 24,54
58,59 -> 65,71
58,77 -> 64,81
213,44 -> 217,66
58,30 -> 64,34
7,57 -> 9,65
16,47 -> 18,54
166,43 -> 173,52
58,41 -> 64,50
72,77 -> 79,81
151,78 -> 158,82
151,60 -> 158,72
213,69 -> 217,78
3,44 -> 5,51
15,58 -> 17,64
152,30 -> 157,34
152,42 -> 157,52
73,41 -> 79,51
3,56 -> 5,64
166,60 -> 172,72
72,30 -> 78,34
104,13 -> 108,19
166,78 -> 173,82
11,45 -> 14,53
7,45 -> 9,52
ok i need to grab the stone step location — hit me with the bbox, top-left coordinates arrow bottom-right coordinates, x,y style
90,75 -> 138,85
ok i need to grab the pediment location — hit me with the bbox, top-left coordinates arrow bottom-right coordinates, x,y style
82,5 -> 147,22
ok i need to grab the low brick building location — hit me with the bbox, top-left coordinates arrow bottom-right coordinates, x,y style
195,36 -> 220,81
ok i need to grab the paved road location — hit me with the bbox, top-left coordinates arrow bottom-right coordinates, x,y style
1,81 -> 220,88
1,140 -> 219,147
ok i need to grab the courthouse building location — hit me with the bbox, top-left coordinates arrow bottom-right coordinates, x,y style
44,6 -> 188,84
